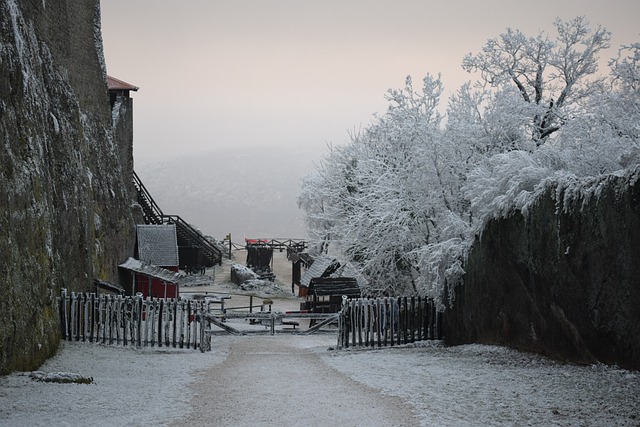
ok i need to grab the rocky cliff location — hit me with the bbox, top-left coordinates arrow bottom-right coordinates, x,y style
445,169 -> 640,370
0,0 -> 136,374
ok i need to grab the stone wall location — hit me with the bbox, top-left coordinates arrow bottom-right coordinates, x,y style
0,0 -> 136,374
445,169 -> 640,370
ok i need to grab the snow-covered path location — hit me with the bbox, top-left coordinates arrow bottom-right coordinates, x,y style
1,335 -> 638,426
173,334 -> 418,426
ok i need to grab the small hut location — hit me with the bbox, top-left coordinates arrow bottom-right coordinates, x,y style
245,239 -> 275,280
118,257 -> 181,299
303,277 -> 361,313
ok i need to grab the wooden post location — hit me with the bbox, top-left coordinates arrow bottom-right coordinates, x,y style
357,299 -> 363,347
115,296 -> 122,345
270,313 -> 275,335
192,302 -> 200,349
350,300 -> 356,348
369,300 -> 375,347
172,299 -> 178,348
136,294 -> 142,347
151,298 -> 157,347
363,300 -> 369,347
389,298 -> 395,347
292,260 -> 301,295
185,300 -> 191,349
382,298 -> 388,347
70,292 -> 77,341
59,289 -> 67,340
164,300 -> 170,347
122,296 -> 128,347
107,295 -> 113,345
410,296 -> 416,344
179,300 -> 185,349
376,298 -> 382,347
342,296 -> 349,349
98,295 -> 103,344
157,299 -> 163,347
89,293 -> 95,343
143,298 -> 149,347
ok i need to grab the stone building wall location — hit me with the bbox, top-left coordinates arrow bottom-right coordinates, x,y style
0,0 -> 136,374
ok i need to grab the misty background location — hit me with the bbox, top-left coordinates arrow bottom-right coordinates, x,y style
135,146 -> 324,241
101,0 -> 639,243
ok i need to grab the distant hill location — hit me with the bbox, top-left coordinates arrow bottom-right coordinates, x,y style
135,146 -> 324,244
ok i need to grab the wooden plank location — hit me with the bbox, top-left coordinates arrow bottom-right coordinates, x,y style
157,299 -> 163,348
172,299 -> 178,348
351,300 -> 357,346
376,298 -> 382,347
136,295 -> 142,347
122,297 -> 128,346
70,292 -> 77,341
203,314 -> 244,335
186,300 -> 191,349
89,293 -> 96,343
143,298 -> 149,347
116,295 -> 126,345
410,296 -> 416,344
106,295 -> 111,344
301,314 -> 338,334
179,300 -> 185,349
357,299 -> 363,346
59,290 -> 67,340
164,300 -> 170,347
193,303 -> 201,348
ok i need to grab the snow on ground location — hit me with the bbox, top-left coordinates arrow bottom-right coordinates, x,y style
322,341 -> 640,426
1,335 -> 638,426
2,253 -> 638,426
0,341 -> 228,427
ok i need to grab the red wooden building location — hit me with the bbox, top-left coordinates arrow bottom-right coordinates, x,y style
118,257 -> 181,299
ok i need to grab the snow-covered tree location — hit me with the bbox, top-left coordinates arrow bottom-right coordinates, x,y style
300,17 -> 638,302
300,75 -> 471,295
462,17 -> 611,146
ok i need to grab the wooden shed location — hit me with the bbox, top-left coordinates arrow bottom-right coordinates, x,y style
302,277 -> 361,313
118,257 -> 181,299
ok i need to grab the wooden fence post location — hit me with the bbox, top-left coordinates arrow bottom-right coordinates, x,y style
172,299 -> 178,348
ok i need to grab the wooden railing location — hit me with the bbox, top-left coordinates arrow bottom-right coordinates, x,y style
132,171 -> 222,266
58,289 -> 213,351
337,296 -> 444,349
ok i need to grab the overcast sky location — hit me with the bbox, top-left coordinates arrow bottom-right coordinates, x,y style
100,0 -> 639,161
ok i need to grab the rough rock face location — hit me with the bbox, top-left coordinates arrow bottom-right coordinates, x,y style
0,0 -> 136,374
445,169 -> 640,370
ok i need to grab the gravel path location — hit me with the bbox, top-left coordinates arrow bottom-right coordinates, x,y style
173,335 -> 419,426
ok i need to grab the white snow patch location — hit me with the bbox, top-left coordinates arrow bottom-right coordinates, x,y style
1,339 -> 638,426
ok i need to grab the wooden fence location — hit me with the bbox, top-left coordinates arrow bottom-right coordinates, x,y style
58,289 -> 212,351
337,296 -> 444,349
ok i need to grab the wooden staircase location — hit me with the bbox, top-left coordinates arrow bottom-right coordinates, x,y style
133,171 -> 222,267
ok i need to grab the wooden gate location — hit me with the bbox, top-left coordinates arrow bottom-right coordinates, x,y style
337,296 -> 443,349
58,289 -> 212,351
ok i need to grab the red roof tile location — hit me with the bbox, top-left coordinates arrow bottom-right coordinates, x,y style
107,75 -> 139,91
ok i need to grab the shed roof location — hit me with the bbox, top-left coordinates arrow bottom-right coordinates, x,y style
118,257 -> 214,287
330,261 -> 369,288
300,256 -> 337,287
107,75 -> 139,91
119,257 -> 181,284
136,224 -> 179,267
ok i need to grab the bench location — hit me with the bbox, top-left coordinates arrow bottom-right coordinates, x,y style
282,320 -> 300,329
